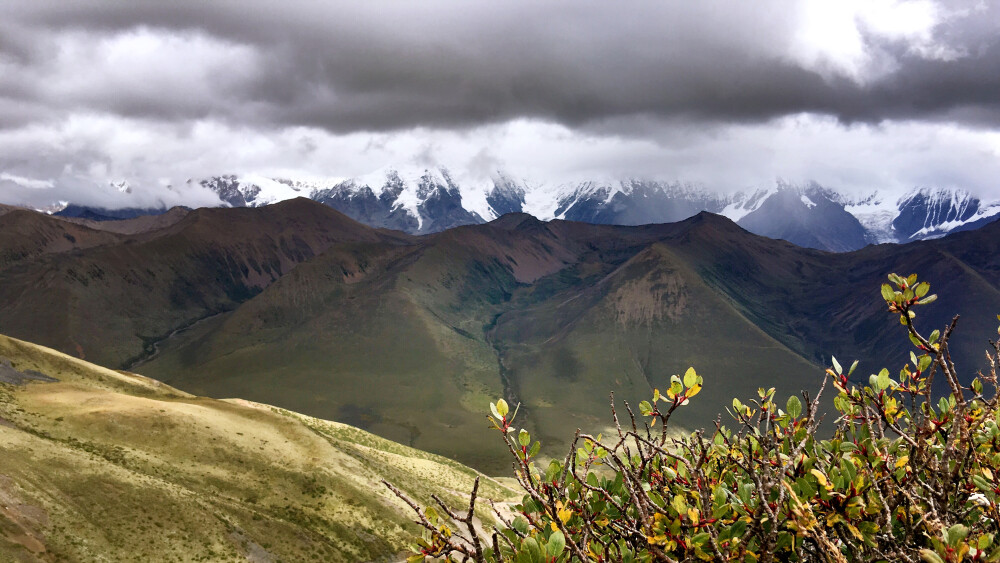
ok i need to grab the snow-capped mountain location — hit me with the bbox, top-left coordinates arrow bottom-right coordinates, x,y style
733,183 -> 869,252
55,167 -> 992,252
199,174 -> 316,208
308,167 -> 487,234
841,188 -> 1000,244
551,179 -> 731,225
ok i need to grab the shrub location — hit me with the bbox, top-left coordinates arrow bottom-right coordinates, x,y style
387,274 -> 1000,562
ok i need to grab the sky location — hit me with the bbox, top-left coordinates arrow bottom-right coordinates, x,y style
1,0 -> 999,208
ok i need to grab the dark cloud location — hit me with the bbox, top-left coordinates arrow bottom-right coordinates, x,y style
2,1 -> 999,134
2,1 -> 1000,209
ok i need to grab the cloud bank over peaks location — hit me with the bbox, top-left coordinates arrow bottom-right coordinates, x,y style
0,1 -> 998,208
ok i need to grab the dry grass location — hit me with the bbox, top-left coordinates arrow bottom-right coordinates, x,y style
0,334 -> 517,562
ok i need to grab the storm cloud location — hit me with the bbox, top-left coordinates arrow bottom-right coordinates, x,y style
1,1 -> 999,207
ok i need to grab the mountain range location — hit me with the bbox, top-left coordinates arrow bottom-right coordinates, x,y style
26,168 -> 1000,253
2,199 -> 999,472
195,169 -> 1000,252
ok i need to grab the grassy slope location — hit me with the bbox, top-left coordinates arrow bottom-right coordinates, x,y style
0,334 -> 516,563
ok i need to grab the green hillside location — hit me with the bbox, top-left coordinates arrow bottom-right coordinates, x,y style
0,334 -> 516,562
3,203 -> 1000,474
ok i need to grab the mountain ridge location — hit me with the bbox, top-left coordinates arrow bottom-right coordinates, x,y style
3,202 -> 999,471
17,166 -> 1000,253
38,169 -> 996,252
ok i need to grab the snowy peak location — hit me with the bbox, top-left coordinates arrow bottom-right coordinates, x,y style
486,172 -> 528,218
893,187 -> 999,240
303,166 -> 484,234
200,175 -> 312,208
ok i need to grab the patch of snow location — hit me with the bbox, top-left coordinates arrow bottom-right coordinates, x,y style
238,174 -> 306,206
800,194 -> 816,208
841,190 -> 898,243
907,202 -> 1000,239
719,186 -> 778,222
523,179 -> 567,220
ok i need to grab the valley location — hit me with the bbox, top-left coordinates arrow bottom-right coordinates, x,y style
2,201 -> 998,472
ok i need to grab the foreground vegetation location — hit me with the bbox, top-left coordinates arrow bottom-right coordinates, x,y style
0,334 -> 516,562
394,274 -> 1000,562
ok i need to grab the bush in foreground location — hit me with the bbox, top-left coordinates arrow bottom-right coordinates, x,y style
388,274 -> 1000,562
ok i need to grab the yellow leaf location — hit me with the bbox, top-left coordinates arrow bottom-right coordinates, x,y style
984,468 -> 994,480
810,469 -> 830,488
895,456 -> 909,469
557,508 -> 572,524
687,507 -> 700,525
687,384 -> 702,398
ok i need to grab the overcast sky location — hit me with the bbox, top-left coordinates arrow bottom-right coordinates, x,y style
1,0 -> 999,208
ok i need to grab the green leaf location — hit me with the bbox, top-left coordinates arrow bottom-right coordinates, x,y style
546,531 -> 566,556
919,550 -> 944,563
938,396 -> 951,414
915,282 -> 930,298
425,506 -> 439,524
876,369 -> 890,391
918,294 -> 937,305
918,355 -> 932,372
669,378 -> 683,397
529,441 -> 541,458
496,399 -> 509,418
786,395 -> 802,419
671,494 -> 687,515
947,524 -> 969,547
683,367 -> 698,388
490,402 -> 501,419
881,284 -> 895,301
973,475 -> 992,492
978,534 -> 993,550
639,400 -> 653,416
513,516 -> 530,535
545,460 -> 561,482
832,356 -> 843,375
775,531 -> 793,551
407,554 -> 425,563
518,429 -> 530,447
521,537 -> 541,563
906,273 -> 918,286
